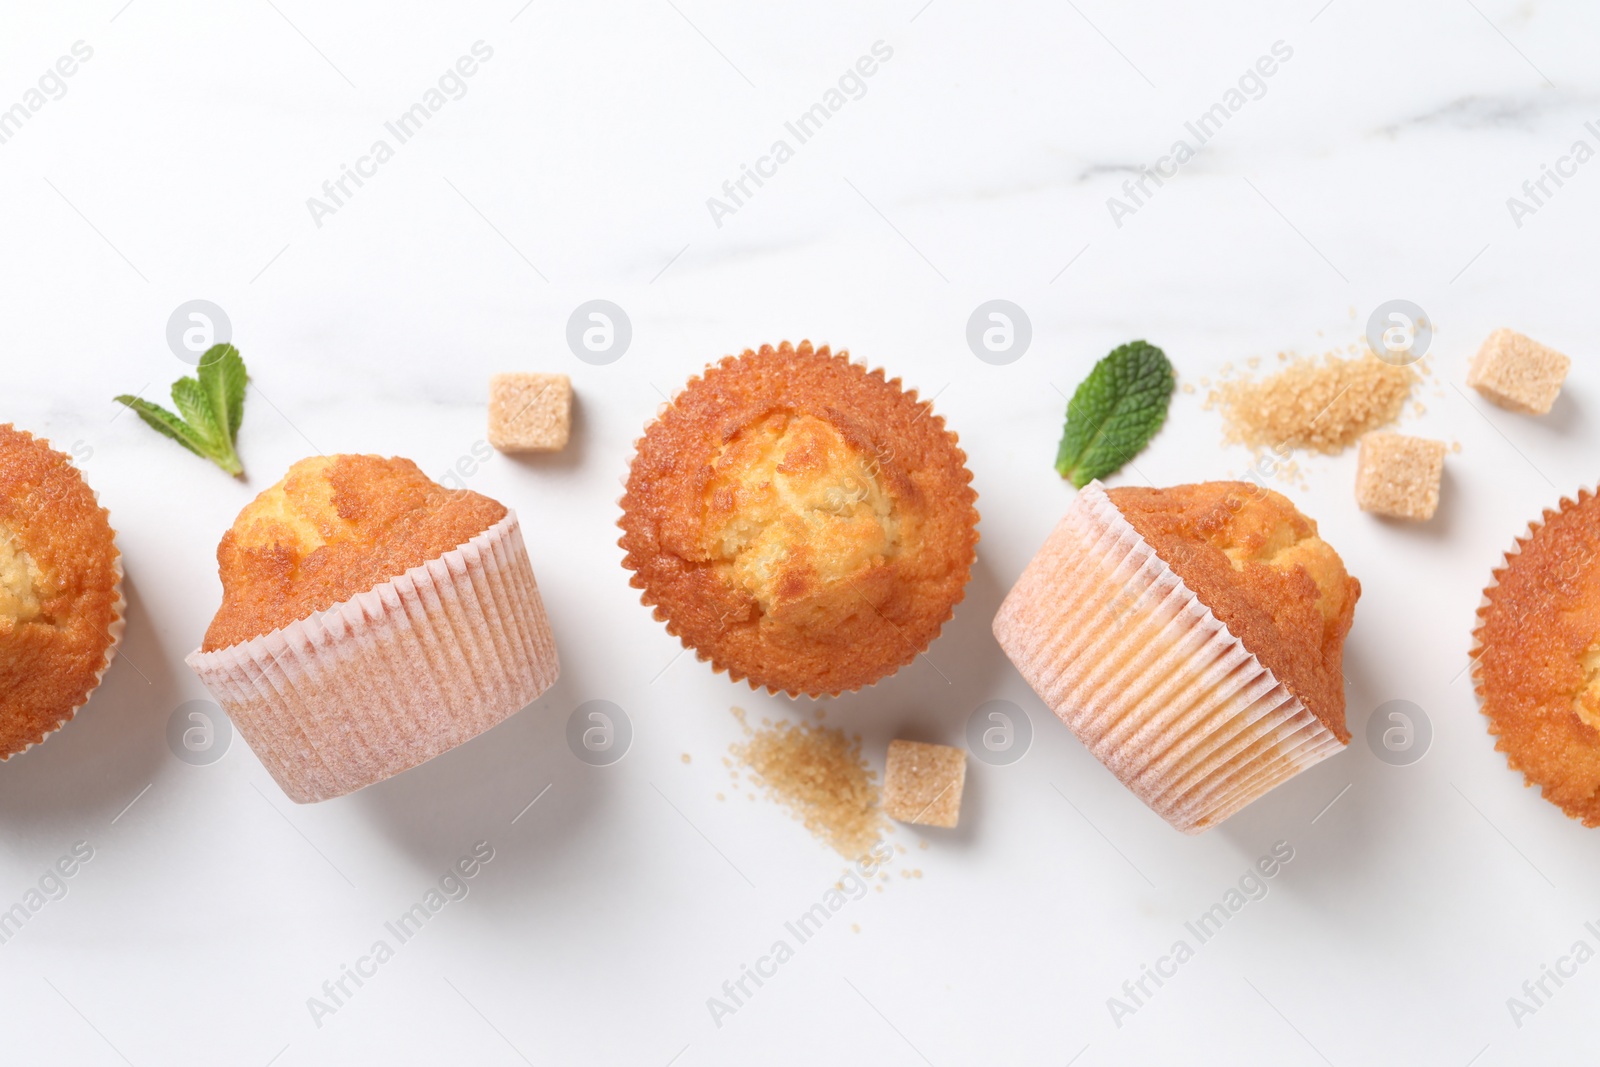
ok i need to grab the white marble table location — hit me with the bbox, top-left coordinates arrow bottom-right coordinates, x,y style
4,1 -> 1598,1063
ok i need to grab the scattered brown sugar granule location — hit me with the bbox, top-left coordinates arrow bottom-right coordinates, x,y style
882,740 -> 966,828
1215,351 -> 1416,454
730,715 -> 886,860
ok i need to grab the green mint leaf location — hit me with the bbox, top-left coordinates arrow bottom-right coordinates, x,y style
170,376 -> 222,448
116,348 -> 250,477
1055,340 -> 1176,488
115,396 -> 212,459
197,344 -> 247,444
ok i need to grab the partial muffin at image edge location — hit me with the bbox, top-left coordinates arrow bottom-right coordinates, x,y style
186,454 -> 559,803
1472,486 -> 1600,826
618,341 -> 979,698
993,480 -> 1359,833
0,425 -> 125,758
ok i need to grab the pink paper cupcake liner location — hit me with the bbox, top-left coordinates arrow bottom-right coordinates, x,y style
993,482 -> 1344,833
186,512 -> 558,803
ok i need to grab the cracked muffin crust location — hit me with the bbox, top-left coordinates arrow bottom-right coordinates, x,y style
1473,487 -> 1600,826
0,425 -> 122,758
1109,482 -> 1359,740
618,341 -> 979,697
201,454 -> 506,652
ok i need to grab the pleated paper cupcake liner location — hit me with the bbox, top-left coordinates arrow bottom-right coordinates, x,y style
1470,486 -> 1598,799
187,512 -> 558,803
993,481 -> 1344,833
617,343 -> 978,699
1468,486 -> 1598,686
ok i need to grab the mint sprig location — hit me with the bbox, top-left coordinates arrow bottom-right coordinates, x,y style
1055,340 -> 1175,488
117,345 -> 250,478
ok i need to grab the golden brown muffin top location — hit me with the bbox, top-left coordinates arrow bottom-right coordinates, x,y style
1107,482 -> 1359,740
201,455 -> 506,652
1474,488 -> 1600,826
0,425 -> 121,757
619,341 -> 979,697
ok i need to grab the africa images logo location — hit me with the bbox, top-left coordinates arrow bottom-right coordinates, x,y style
704,41 -> 894,229
0,41 -> 94,148
305,841 -> 496,1028
1105,40 -> 1293,227
305,42 -> 495,228
1106,841 -> 1295,1028
705,840 -> 894,1028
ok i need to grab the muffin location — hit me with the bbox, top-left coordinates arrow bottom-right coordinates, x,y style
993,480 -> 1359,832
619,341 -> 978,697
187,455 -> 559,802
0,425 -> 124,757
1472,487 -> 1600,826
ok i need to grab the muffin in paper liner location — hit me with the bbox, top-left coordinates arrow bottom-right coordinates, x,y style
1,425 -> 126,759
4,549 -> 125,759
23,552 -> 129,758
1470,486 -> 1600,827
993,482 -> 1347,833
187,512 -> 558,803
617,341 -> 979,699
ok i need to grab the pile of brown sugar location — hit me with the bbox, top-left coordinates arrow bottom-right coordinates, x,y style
1209,351 -> 1417,454
730,708 -> 886,861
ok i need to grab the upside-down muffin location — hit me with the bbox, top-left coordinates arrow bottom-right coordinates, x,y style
619,341 -> 979,697
994,481 -> 1360,833
1473,487 -> 1600,826
0,425 -> 123,757
188,455 -> 558,802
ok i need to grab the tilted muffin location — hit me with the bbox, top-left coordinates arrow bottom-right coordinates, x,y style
188,455 -> 558,802
200,455 -> 507,651
619,341 -> 978,697
1473,487 -> 1600,826
994,481 -> 1359,832
0,426 -> 124,757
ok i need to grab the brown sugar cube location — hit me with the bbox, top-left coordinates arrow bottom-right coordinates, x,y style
488,373 -> 571,453
883,740 -> 966,829
1467,329 -> 1570,415
1355,432 -> 1446,521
